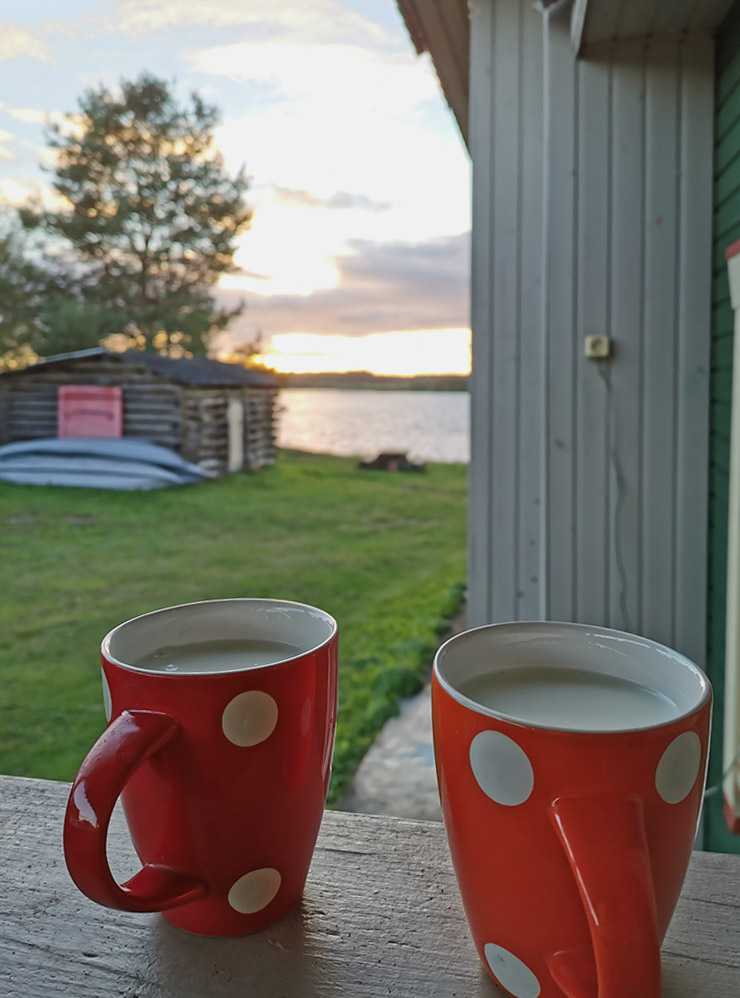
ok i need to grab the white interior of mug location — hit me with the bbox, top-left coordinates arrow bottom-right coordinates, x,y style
103,598 -> 337,674
434,621 -> 711,732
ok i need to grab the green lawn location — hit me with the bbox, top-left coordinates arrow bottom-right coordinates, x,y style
0,450 -> 466,803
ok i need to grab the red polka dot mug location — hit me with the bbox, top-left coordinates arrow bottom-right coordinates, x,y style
63,598 -> 338,936
432,621 -> 712,998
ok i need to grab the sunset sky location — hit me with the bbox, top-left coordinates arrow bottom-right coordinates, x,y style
0,0 -> 471,376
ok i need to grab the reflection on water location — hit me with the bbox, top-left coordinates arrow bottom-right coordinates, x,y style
276,389 -> 469,464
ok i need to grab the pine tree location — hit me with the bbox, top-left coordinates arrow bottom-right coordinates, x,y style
22,72 -> 251,355
0,213 -> 50,368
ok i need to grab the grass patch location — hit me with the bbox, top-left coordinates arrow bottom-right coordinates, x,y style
0,449 -> 466,803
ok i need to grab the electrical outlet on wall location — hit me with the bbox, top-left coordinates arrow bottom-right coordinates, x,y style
584,335 -> 610,359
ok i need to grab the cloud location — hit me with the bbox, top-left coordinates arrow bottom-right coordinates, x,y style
219,232 -> 470,341
272,186 -> 391,212
191,38 -> 437,119
0,177 -> 37,205
104,1 -> 438,125
214,99 -> 470,244
0,25 -> 48,64
238,269 -> 271,282
0,129 -> 16,162
0,175 -> 68,210
131,0 -> 437,120
0,103 -> 66,127
109,0 -> 388,43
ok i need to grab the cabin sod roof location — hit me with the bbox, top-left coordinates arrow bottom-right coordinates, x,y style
0,347 -> 278,388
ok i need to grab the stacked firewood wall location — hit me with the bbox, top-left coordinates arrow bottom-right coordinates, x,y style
179,391 -> 202,467
181,387 -> 279,475
181,390 -> 229,476
244,388 -> 278,469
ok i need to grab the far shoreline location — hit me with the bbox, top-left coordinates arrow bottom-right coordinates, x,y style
277,371 -> 469,392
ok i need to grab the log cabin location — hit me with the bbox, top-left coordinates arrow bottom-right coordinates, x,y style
0,348 -> 279,476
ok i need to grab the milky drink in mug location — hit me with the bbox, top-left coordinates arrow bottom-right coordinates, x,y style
64,598 -> 338,937
135,637 -> 305,672
457,666 -> 680,731
432,622 -> 712,998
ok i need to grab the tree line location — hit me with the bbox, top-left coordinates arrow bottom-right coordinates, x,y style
0,73 -> 252,370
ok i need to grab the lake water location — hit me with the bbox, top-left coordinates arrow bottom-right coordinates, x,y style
276,389 -> 470,464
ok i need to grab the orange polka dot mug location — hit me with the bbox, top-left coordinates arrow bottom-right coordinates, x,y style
432,621 -> 711,998
63,598 -> 338,936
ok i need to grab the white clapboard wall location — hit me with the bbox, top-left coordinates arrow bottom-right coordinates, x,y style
468,0 -> 713,668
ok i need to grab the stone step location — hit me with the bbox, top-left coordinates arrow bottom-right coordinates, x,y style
339,604 -> 467,821
339,682 -> 441,821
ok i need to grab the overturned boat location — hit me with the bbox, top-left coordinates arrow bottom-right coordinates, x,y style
0,438 -> 212,490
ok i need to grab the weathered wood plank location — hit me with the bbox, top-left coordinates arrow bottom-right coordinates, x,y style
4,428 -> 53,440
0,776 -> 738,998
123,419 -> 180,431
8,403 -> 58,413
7,413 -> 58,424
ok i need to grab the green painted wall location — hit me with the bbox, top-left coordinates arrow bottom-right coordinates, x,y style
707,0 -> 740,854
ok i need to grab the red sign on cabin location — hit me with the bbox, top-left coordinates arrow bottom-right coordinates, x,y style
57,386 -> 123,438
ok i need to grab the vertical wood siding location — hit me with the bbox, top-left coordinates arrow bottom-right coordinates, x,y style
517,3 -> 546,622
468,0 -> 713,674
707,0 -> 740,853
575,53 -> 611,628
468,0 -> 545,624
677,43 -> 715,665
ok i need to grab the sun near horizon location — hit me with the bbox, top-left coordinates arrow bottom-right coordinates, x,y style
223,328 -> 471,377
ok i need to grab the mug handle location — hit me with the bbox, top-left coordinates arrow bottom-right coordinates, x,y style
549,796 -> 661,998
63,710 -> 207,912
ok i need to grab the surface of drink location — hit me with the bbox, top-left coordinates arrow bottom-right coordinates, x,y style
134,637 -> 304,673
457,666 -> 679,731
